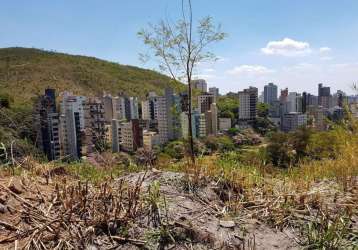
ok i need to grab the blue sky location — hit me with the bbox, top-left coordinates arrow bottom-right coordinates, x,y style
1,0 -> 357,95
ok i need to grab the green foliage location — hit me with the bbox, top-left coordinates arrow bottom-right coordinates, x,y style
257,103 -> 269,118
0,47 -> 185,105
252,117 -> 277,135
0,104 -> 42,163
252,103 -> 276,136
300,211 -> 356,249
227,127 -> 239,136
66,161 -> 125,184
202,135 -> 235,153
163,140 -> 185,160
217,95 -> 239,120
266,127 -> 313,168
266,132 -> 295,168
290,126 -> 312,160
266,125 -> 350,168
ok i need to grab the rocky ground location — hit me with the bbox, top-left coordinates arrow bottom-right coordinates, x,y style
0,168 -> 356,249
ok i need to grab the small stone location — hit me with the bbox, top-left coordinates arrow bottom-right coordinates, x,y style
8,180 -> 23,194
0,204 -> 7,214
219,220 -> 235,228
0,194 -> 7,204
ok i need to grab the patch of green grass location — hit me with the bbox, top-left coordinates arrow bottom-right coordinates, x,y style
65,161 -> 124,184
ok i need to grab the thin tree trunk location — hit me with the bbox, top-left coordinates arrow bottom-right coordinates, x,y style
187,79 -> 195,164
186,0 -> 195,165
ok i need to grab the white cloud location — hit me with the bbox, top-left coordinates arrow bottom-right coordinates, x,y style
227,65 -> 274,76
319,47 -> 332,53
193,74 -> 216,80
203,68 -> 215,73
261,38 -> 312,56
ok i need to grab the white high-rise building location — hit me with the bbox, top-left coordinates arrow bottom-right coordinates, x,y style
210,103 -> 218,135
141,100 -> 151,120
157,88 -> 180,144
129,97 -> 139,119
180,112 -> 190,139
59,92 -> 87,159
141,93 -> 159,121
238,87 -> 258,121
112,96 -> 127,121
198,113 -> 207,138
287,92 -> 302,113
60,92 -> 86,129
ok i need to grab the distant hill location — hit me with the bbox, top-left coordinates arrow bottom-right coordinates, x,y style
0,47 -> 184,105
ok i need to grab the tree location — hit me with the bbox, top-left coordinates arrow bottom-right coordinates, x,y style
266,132 -> 295,168
217,95 -> 239,121
138,0 -> 226,163
290,126 -> 312,161
257,103 -> 269,118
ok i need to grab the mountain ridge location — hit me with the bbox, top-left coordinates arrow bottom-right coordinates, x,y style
0,47 -> 184,105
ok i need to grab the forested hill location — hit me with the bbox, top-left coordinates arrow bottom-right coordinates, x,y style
0,47 -> 184,105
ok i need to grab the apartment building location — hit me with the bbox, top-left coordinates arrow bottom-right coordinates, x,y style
59,93 -> 86,159
264,83 -> 278,104
157,88 -> 181,144
219,118 -> 231,131
282,112 -> 307,132
198,93 -> 215,114
192,79 -> 207,92
102,94 -> 113,123
238,87 -> 258,121
209,87 -> 219,101
143,130 -> 160,150
83,97 -> 106,155
33,89 -> 61,161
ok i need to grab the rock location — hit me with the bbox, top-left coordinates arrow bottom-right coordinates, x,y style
0,204 -> 7,213
0,194 -> 7,204
8,180 -> 23,194
219,220 -> 235,228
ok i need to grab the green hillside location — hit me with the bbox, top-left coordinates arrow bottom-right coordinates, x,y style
0,47 -> 184,105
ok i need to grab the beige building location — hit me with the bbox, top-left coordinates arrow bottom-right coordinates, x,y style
143,131 -> 160,150
198,93 -> 215,114
198,113 -> 207,138
219,118 -> 232,131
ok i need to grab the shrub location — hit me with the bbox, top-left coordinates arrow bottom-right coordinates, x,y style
163,140 -> 185,160
202,135 -> 235,153
227,127 -> 239,136
266,132 -> 295,168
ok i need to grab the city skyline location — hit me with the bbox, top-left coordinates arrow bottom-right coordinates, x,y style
1,1 -> 357,95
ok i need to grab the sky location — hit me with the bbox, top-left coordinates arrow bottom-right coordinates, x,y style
1,0 -> 358,95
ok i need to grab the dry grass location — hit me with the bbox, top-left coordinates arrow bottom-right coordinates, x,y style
170,123 -> 358,248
